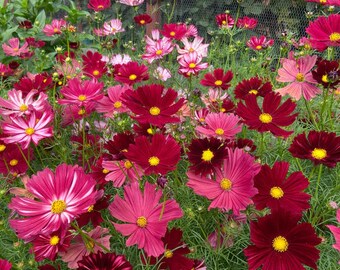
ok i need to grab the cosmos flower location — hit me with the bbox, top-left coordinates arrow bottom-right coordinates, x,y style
0,143 -> 31,177
306,14 -> 340,51
103,19 -> 125,35
125,134 -> 181,175
8,164 -> 97,241
178,52 -> 208,76
312,59 -> 340,89
109,182 -> 183,257
236,16 -> 258,29
215,14 -> 234,28
253,161 -> 311,214
0,259 -> 12,270
200,68 -> 233,90
42,19 -> 67,36
247,36 -> 274,51
244,211 -> 321,270
187,148 -> 260,214
118,0 -> 144,6
153,67 -> 171,82
276,55 -> 321,101
327,209 -> 340,264
236,92 -> 298,138
177,36 -> 209,59
161,23 -> 189,40
13,73 -> 52,95
82,51 -> 108,79
114,61 -> 149,85
77,251 -> 133,270
289,131 -> 340,168
234,77 -> 272,100
2,38 -> 29,57
142,35 -> 174,63
134,14 -> 152,26
121,84 -> 184,127
87,0 -> 111,11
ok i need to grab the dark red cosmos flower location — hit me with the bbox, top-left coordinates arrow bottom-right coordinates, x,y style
77,251 -> 132,270
87,0 -> 111,11
234,77 -> 272,100
104,132 -> 135,160
125,134 -> 181,175
253,161 -> 311,214
244,211 -> 321,270
134,14 -> 152,26
187,137 -> 227,176
90,155 -> 112,186
200,68 -> 233,90
226,138 -> 256,153
215,13 -> 234,28
312,59 -> 340,89
236,16 -> 258,30
236,92 -> 298,138
19,20 -> 33,29
25,37 -> 45,48
122,84 -> 185,127
13,73 -> 52,96
114,61 -> 149,85
82,51 -> 108,79
289,131 -> 340,168
132,122 -> 166,137
161,23 -> 188,40
147,228 -> 194,270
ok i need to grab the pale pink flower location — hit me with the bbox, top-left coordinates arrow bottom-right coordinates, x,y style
93,28 -> 105,36
2,111 -> 53,149
186,24 -> 198,37
55,58 -> 83,79
108,54 -> 132,66
102,159 -> 143,187
2,38 -> 29,57
109,182 -> 183,257
103,19 -> 125,35
0,89 -> 49,117
118,0 -> 144,6
177,100 -> 191,121
96,85 -> 130,116
276,55 -> 321,100
178,52 -> 209,75
153,67 -> 171,81
60,226 -> 111,269
43,19 -> 67,36
195,108 -> 209,124
201,88 -> 228,108
142,36 -> 174,63
196,112 -> 242,140
177,36 -> 209,58
187,148 -> 260,215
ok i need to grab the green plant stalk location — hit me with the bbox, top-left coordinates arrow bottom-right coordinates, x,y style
16,143 -> 34,173
303,97 -> 319,130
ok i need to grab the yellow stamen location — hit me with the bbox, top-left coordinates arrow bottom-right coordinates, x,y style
50,235 -> 60,246
311,148 -> 327,160
51,200 -> 67,214
270,187 -> 284,199
329,32 -> 340,42
201,149 -> 214,162
87,205 -> 94,212
19,104 -> 28,111
259,113 -> 272,123
215,128 -> 224,135
140,19 -> 146,24
170,31 -> 176,36
114,101 -> 122,108
272,236 -> 289,252
92,70 -> 100,76
164,249 -> 173,258
102,168 -> 109,174
148,156 -> 160,166
0,144 -> 6,152
220,178 -> 232,190
149,106 -> 160,116
136,216 -> 147,227
322,75 -> 329,83
189,63 -> 196,69
249,89 -> 258,95
9,159 -> 18,166
215,80 -> 223,86
25,127 -> 35,135
296,73 -> 304,82
78,95 -> 87,101
155,49 -> 163,55
129,74 -> 137,81
255,45 -> 262,50
124,160 -> 133,169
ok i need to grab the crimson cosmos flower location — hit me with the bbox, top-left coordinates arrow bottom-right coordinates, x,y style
114,61 -> 149,85
134,14 -> 152,26
87,0 -> 111,11
200,68 -> 233,90
215,14 -> 234,28
161,23 -> 188,40
312,59 -> 340,89
82,51 -> 108,79
236,92 -> 298,138
234,77 -> 272,100
77,251 -> 132,270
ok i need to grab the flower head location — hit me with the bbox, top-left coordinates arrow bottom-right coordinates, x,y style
118,0 -> 144,6
200,68 -> 233,90
234,77 -> 272,100
327,209 -> 340,262
96,85 -> 130,116
88,0 -> 111,11
103,19 -> 125,35
43,19 -> 67,36
215,14 -> 234,28
2,38 -> 29,57
312,59 -> 340,89
247,36 -> 274,51
161,23 -> 189,40
178,52 -> 208,76
134,14 -> 152,26
78,251 -> 133,270
114,61 -> 149,85
237,16 -> 258,29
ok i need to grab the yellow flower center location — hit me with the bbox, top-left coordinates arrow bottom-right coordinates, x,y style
170,31 -> 176,36
156,49 -> 163,55
322,75 -> 329,83
51,200 -> 67,214
220,178 -> 232,190
329,32 -> 340,42
249,89 -> 258,95
114,101 -> 122,108
129,74 -> 137,81
222,20 -> 227,25
272,236 -> 289,252
256,45 -> 262,50
296,73 -> 304,82
311,148 -> 327,160
189,63 -> 196,69
78,108 -> 86,115
49,235 -> 60,246
25,127 -> 35,135
189,48 -> 194,52
19,104 -> 28,111
215,80 -> 223,86
9,159 -> 18,166
0,144 -> 6,152
85,240 -> 95,250
149,106 -> 160,116
259,113 -> 272,123
270,186 -> 284,199
97,4 -> 104,9
124,160 -> 133,169
78,95 -> 87,101
215,128 -> 224,135
201,149 -> 214,162
53,28 -> 59,33
102,168 -> 109,174
320,0 -> 326,3
87,205 -> 94,212
136,216 -> 147,227
164,249 -> 173,258
92,70 -> 100,76
140,19 -> 145,24
147,128 -> 154,135
148,156 -> 160,166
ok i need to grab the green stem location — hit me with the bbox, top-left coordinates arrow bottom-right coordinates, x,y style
16,144 -> 34,173
303,97 -> 319,130
313,164 -> 323,203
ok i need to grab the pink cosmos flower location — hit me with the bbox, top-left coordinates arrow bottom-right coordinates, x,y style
0,89 -> 49,117
178,52 -> 209,76
8,164 -> 97,241
236,16 -> 258,29
0,63 -> 13,77
0,259 -> 12,270
88,0 -> 111,11
109,182 -> 183,257
43,19 -> 67,36
2,38 -> 29,57
276,55 -> 321,100
177,36 -> 209,59
142,35 -> 174,63
103,54 -> 132,66
58,78 -> 104,106
96,85 -> 130,117
153,67 -> 171,81
187,148 -> 260,215
118,0 -> 144,5
247,36 -> 274,51
327,209 -> 340,264
60,226 -> 111,269
2,111 -> 53,149
196,112 -> 242,140
103,19 -> 125,35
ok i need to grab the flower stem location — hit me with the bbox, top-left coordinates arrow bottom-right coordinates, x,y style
303,97 -> 319,130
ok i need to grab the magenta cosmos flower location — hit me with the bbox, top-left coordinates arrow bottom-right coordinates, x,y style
121,84 -> 184,127
87,0 -> 111,11
178,52 -> 209,76
0,259 -> 12,270
247,36 -> 274,51
306,14 -> 340,51
78,251 -> 132,270
276,55 -> 321,101
103,19 -> 125,35
43,19 -> 67,36
187,148 -> 260,215
109,182 -> 183,257
9,164 -> 97,241
118,0 -> 144,6
2,37 -> 29,57
327,209 -> 340,264
195,112 -> 242,140
2,111 -> 53,149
